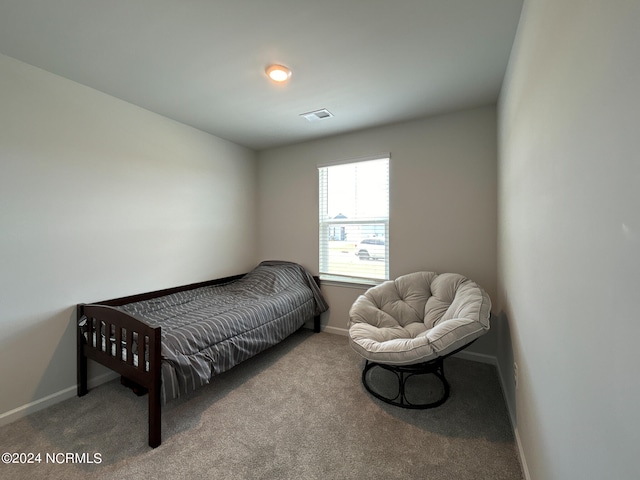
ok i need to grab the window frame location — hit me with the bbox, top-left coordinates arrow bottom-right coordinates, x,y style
318,154 -> 390,285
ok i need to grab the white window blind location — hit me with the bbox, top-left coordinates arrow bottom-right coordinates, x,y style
318,155 -> 389,283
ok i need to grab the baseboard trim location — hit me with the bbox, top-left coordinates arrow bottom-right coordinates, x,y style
321,325 -> 349,336
0,371 -> 118,427
514,426 -> 532,480
453,349 -> 497,365
457,350 -> 530,479
495,357 -> 530,480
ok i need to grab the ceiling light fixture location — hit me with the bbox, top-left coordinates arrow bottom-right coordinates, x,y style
266,64 -> 292,83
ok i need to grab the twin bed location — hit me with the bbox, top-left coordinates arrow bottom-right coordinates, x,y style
77,261 -> 328,447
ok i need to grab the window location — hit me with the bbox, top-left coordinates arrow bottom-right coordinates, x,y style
318,155 -> 389,284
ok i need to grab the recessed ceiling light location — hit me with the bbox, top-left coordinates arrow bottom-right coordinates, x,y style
266,64 -> 292,83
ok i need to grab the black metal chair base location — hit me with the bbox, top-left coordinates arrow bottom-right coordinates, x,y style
362,358 -> 450,409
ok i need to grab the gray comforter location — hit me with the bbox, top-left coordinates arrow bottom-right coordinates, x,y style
117,261 -> 328,401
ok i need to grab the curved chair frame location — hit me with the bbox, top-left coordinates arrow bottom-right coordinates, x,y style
361,341 -> 476,409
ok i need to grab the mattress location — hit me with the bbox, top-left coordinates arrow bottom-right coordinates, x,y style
111,261 -> 327,401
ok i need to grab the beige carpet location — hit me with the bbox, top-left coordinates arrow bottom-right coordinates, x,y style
0,330 -> 523,479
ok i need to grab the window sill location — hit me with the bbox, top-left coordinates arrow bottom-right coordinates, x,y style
319,275 -> 385,289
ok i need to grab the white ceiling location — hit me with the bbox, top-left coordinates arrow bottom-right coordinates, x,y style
0,0 -> 523,150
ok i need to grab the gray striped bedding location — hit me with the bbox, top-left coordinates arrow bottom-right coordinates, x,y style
115,261 -> 328,402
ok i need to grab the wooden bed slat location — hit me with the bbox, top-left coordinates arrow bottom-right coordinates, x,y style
93,319 -> 97,348
86,318 -> 92,348
105,321 -> 111,355
115,326 -> 123,362
138,335 -> 145,371
126,329 -> 133,365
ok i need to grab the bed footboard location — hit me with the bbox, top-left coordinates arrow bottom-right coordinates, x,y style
77,304 -> 162,448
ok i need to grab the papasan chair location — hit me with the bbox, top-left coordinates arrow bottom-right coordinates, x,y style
348,272 -> 491,409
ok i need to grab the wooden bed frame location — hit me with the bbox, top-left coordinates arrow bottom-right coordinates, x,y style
77,273 -> 321,448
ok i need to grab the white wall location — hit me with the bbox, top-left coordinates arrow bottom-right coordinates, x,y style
0,53 -> 257,421
257,106 -> 498,357
498,1 -> 640,479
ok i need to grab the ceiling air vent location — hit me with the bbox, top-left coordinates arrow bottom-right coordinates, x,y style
300,108 -> 334,122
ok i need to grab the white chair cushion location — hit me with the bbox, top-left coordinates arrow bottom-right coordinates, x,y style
348,272 -> 491,365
